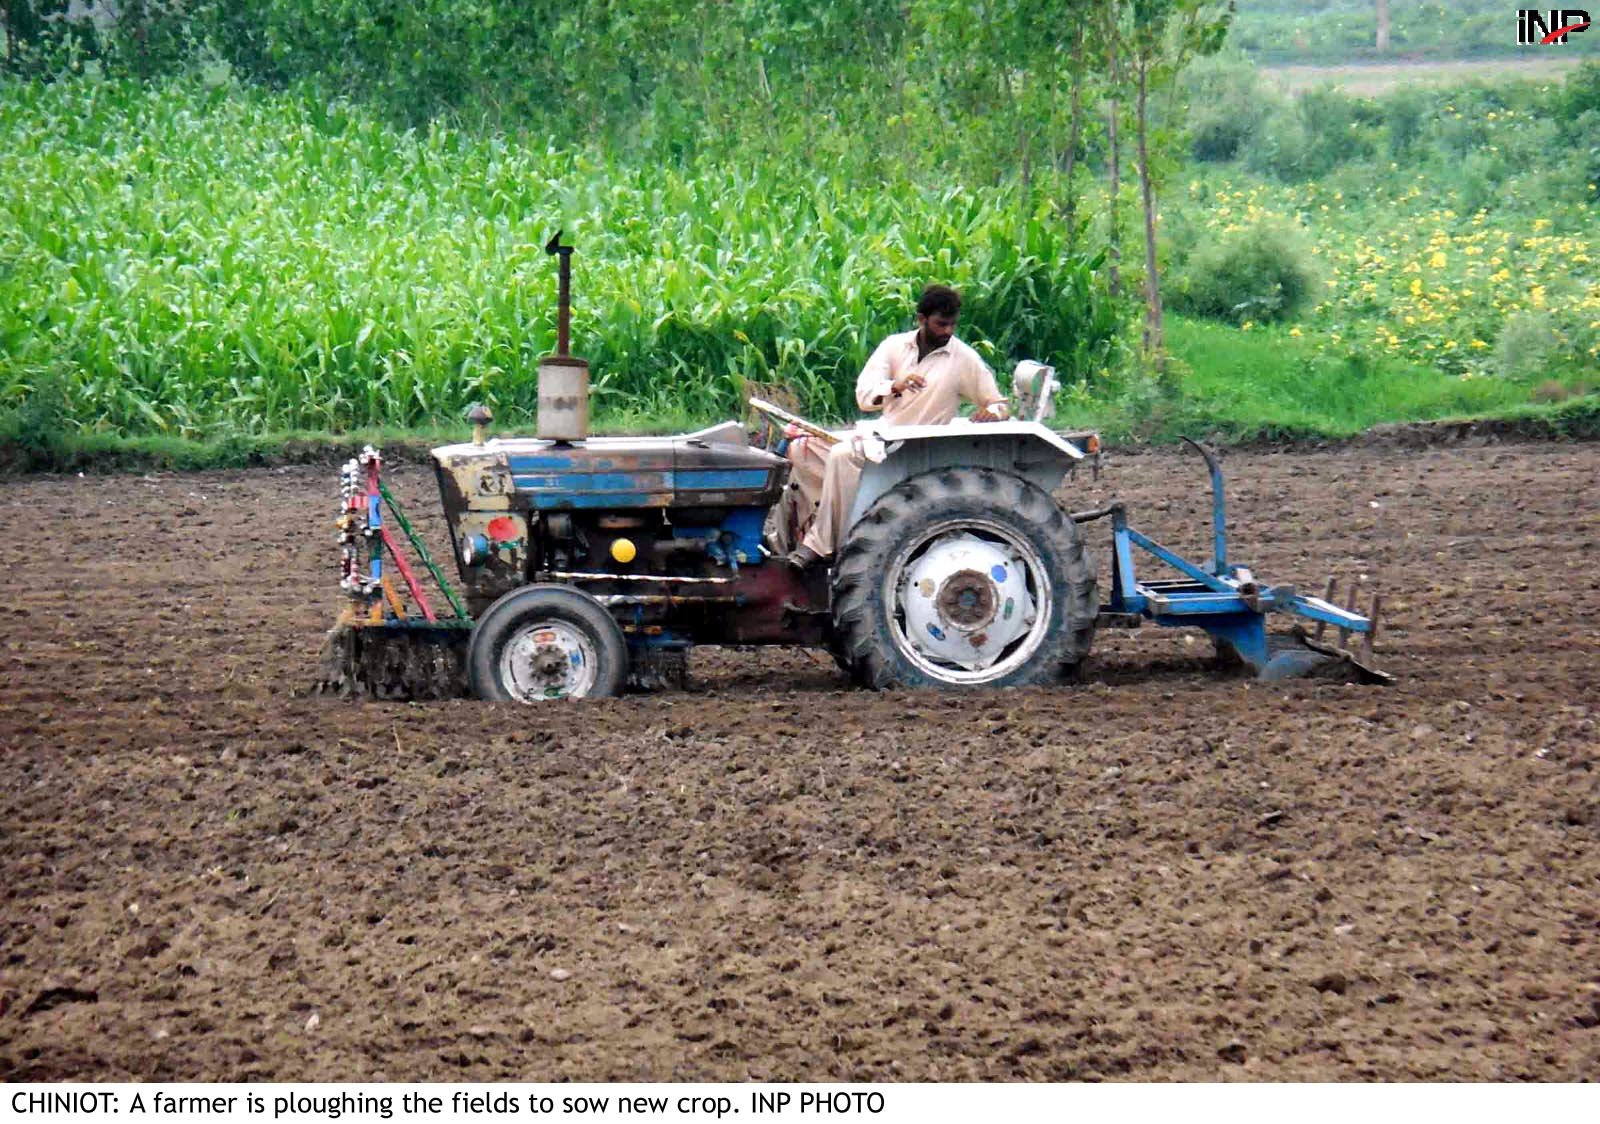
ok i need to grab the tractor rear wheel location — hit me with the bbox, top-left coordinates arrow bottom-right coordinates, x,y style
830,468 -> 1096,690
468,584 -> 628,702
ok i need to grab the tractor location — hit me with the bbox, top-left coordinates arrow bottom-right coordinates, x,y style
319,237 -> 1386,701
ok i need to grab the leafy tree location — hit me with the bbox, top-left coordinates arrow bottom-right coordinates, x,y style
1125,0 -> 1231,373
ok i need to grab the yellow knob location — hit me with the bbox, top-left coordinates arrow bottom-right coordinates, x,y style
610,537 -> 637,564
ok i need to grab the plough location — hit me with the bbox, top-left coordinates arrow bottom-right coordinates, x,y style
1073,439 -> 1388,684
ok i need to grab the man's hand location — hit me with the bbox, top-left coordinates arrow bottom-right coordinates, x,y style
972,401 -> 1010,423
891,373 -> 927,396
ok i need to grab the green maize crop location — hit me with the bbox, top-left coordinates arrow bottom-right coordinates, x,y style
0,75 -> 1120,439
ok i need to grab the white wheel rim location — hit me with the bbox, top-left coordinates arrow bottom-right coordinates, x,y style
884,518 -> 1053,685
498,619 -> 600,701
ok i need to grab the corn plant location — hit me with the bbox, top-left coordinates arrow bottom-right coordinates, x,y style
0,75 -> 1121,437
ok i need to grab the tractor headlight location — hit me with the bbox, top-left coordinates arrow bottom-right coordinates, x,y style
462,533 -> 491,566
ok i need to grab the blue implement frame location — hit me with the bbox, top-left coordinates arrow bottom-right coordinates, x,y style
1097,440 -> 1379,678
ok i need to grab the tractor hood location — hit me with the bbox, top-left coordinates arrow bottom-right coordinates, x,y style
432,423 -> 788,515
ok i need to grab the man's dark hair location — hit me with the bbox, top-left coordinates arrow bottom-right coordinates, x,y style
916,284 -> 961,319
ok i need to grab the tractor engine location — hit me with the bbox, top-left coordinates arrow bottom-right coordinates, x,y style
431,419 -> 813,654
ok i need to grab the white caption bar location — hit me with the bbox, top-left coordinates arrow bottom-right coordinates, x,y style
1,1082 -> 1590,1124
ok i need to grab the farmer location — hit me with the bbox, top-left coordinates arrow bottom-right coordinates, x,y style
786,284 -> 1009,570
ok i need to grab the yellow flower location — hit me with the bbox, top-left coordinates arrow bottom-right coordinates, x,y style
1289,327 -> 1302,337
1240,320 -> 1254,331
1533,218 -> 1552,231
1470,339 -> 1488,349
1410,278 -> 1423,296
1429,251 -> 1448,268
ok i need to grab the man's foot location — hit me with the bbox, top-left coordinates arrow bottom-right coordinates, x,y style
786,544 -> 827,572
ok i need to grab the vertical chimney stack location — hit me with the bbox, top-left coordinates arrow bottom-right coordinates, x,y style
537,230 -> 589,443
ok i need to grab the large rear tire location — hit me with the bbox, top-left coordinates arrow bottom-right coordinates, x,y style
830,469 -> 1096,690
468,584 -> 628,702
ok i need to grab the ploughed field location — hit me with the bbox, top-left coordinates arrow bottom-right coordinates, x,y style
1,442 -> 1596,1081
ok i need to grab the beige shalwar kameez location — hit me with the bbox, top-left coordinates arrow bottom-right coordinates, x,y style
797,329 -> 1003,558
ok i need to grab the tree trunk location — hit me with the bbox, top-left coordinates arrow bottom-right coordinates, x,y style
1006,63 -> 1030,195
1061,24 -> 1085,248
755,55 -> 772,104
892,52 -> 908,165
1107,95 -> 1121,299
127,0 -> 151,77
1376,0 -> 1391,52
1135,57 -> 1164,373
1106,13 -> 1122,299
1,1 -> 25,74
1019,104 -> 1032,193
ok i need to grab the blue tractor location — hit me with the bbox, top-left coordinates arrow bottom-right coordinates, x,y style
319,239 -> 1386,701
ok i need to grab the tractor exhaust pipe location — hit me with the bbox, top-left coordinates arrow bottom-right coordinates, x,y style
539,230 -> 589,443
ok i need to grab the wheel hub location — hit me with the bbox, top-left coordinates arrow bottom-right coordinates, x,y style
898,533 -> 1037,672
500,621 -> 598,701
531,644 -> 568,677
936,569 -> 998,629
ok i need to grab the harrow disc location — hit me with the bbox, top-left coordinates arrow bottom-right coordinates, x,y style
316,621 -> 472,700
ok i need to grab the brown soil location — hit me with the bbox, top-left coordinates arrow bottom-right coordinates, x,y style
1,445 -> 1597,1081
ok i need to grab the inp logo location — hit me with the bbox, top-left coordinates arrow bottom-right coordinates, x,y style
1518,8 -> 1591,43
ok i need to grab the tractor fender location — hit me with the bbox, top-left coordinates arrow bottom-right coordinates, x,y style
843,420 -> 1087,536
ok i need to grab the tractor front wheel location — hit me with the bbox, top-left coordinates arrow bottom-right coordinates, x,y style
830,469 -> 1096,690
468,584 -> 628,702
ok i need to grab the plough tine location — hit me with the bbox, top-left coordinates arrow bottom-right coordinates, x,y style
1365,592 -> 1382,660
1315,576 -> 1337,642
1340,582 -> 1361,648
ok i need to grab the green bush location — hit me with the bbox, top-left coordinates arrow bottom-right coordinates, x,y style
1452,149 -> 1509,213
1494,309 -> 1600,384
1558,60 -> 1600,122
1295,88 -> 1380,177
1563,109 -> 1600,201
0,372 -> 71,472
1382,87 -> 1430,162
1183,53 -> 1283,164
1241,102 -> 1311,179
1170,219 -> 1319,324
1494,311 -> 1559,381
1238,88 -> 1383,182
